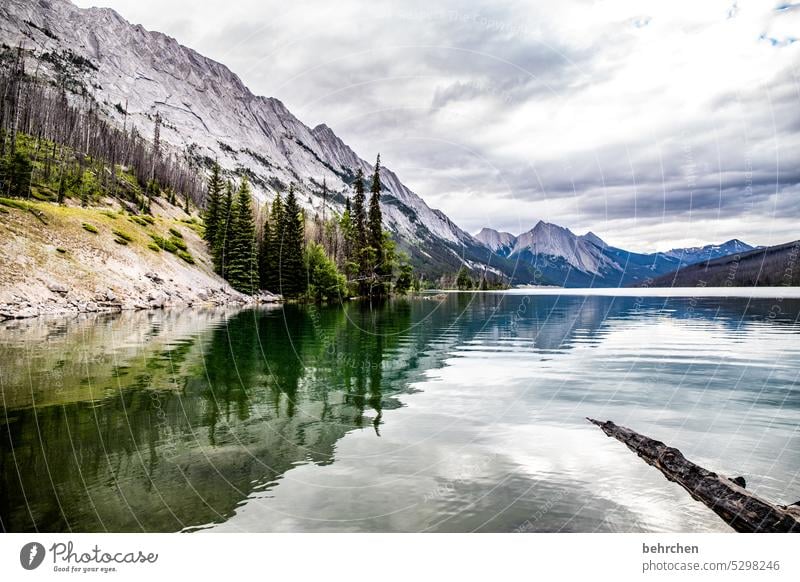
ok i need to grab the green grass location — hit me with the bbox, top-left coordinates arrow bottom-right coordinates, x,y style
168,227 -> 183,239
31,187 -> 56,201
149,234 -> 178,253
81,222 -> 99,234
170,237 -> 188,251
0,197 -> 29,210
112,229 -> 133,242
177,250 -> 195,264
147,243 -> 161,252
113,237 -> 129,245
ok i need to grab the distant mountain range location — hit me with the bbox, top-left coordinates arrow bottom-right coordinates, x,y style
0,0 -> 526,282
475,224 -> 757,287
647,240 -> 800,288
0,0 -> 772,289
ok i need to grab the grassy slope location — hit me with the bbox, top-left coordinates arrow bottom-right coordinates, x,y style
0,195 -> 236,308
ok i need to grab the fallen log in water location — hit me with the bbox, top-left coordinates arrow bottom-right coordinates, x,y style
587,418 -> 800,533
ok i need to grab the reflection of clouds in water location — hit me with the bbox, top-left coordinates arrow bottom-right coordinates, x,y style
1,294 -> 799,532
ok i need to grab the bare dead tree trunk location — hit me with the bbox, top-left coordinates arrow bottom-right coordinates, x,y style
587,418 -> 800,533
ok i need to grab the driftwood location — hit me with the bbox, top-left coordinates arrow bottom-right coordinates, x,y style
587,418 -> 800,533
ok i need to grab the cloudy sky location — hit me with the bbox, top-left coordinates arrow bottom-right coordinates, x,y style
74,0 -> 799,252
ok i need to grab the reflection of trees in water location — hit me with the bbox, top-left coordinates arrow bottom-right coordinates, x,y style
2,295 -> 798,532
0,302 -> 414,532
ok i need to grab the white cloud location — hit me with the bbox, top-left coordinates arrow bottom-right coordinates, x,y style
74,0 -> 800,251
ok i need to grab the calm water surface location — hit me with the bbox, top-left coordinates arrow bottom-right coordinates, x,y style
1,293 -> 799,532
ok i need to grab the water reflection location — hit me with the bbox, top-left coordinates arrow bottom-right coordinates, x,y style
1,294 -> 799,532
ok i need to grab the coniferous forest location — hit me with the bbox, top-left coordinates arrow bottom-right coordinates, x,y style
202,155 -> 411,300
0,43 -> 415,302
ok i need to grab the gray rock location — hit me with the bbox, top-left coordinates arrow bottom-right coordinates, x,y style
145,271 -> 164,284
48,283 -> 69,295
15,307 -> 40,319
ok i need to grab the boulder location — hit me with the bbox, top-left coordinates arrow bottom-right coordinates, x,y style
48,283 -> 69,295
145,271 -> 164,284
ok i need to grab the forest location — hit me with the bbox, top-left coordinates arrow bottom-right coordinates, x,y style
648,241 -> 800,288
0,42 -> 417,301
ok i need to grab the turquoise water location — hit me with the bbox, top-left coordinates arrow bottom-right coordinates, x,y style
1,293 -> 798,532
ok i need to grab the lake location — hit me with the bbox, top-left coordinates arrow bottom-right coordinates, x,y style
1,292 -> 798,533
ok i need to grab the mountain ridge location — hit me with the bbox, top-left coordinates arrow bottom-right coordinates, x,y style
0,0 -> 506,281
475,225 -> 757,287
0,0 -> 765,288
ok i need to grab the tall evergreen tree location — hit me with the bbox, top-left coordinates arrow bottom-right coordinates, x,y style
352,168 -> 367,254
280,184 -> 306,297
351,168 -> 368,290
213,180 -> 234,276
258,219 -> 271,291
203,162 -> 223,245
368,154 -> 384,276
265,192 -> 284,293
225,178 -> 258,294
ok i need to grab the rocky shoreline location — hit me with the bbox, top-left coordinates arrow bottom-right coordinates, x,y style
0,271 -> 281,321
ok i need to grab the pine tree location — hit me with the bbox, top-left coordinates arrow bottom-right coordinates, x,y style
203,164 -> 223,246
213,180 -> 234,276
352,168 -> 367,256
258,219 -> 271,291
265,192 -> 284,293
456,266 -> 474,290
351,168 -> 368,290
225,178 -> 257,294
5,151 -> 32,198
280,184 -> 306,298
368,154 -> 384,281
339,197 -> 355,278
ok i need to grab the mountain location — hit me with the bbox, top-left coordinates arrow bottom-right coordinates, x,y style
473,224 -> 757,287
664,239 -> 756,265
473,223 -> 678,286
0,0 -> 520,281
474,228 -> 515,255
647,240 -> 800,288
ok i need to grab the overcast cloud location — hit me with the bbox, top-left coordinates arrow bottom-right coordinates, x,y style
74,0 -> 800,252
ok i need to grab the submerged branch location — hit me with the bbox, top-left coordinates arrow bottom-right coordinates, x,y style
586,418 -> 800,533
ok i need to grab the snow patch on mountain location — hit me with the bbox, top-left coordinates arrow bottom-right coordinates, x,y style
664,239 -> 755,265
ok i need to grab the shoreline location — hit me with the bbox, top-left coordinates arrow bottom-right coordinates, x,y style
432,286 -> 800,299
0,285 -> 281,322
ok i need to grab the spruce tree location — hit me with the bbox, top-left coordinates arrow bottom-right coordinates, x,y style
258,219 -> 271,291
352,168 -> 367,255
351,168 -> 368,290
368,154 -> 384,281
280,184 -> 306,298
203,163 -> 223,245
213,180 -> 234,277
225,178 -> 257,294
339,197 -> 355,279
265,192 -> 284,293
